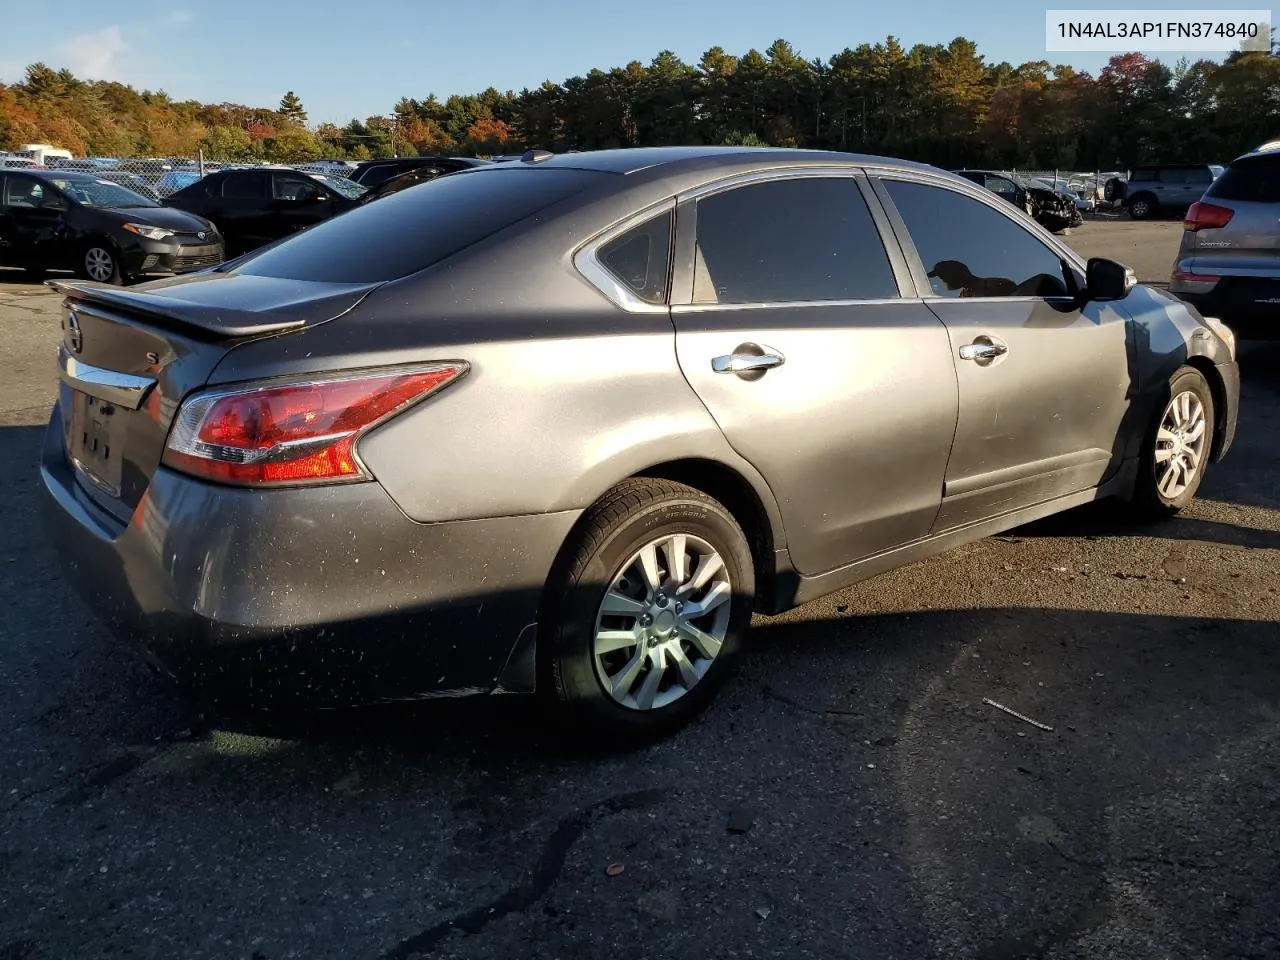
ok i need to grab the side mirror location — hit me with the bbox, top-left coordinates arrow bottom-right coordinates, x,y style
1084,257 -> 1136,301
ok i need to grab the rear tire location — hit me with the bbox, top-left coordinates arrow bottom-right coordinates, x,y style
541,478 -> 755,744
1128,366 -> 1214,521
1127,194 -> 1156,220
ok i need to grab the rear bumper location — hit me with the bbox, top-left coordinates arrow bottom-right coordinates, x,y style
1174,284 -> 1280,340
39,407 -> 579,706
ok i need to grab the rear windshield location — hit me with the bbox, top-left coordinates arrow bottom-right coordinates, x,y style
235,168 -> 600,283
1206,155 -> 1280,204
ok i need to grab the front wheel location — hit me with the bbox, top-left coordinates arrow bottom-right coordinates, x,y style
78,243 -> 123,284
542,478 -> 755,743
1129,367 -> 1214,520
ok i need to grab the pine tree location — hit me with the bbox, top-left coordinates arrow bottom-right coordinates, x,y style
279,91 -> 307,126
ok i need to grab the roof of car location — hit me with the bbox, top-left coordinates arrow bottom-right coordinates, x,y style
469,146 -> 946,177
7,169 -> 101,181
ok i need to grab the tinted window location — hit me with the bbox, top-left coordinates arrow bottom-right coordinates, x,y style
1206,155 -> 1280,203
598,210 -> 672,304
1157,168 -> 1189,184
1131,169 -> 1157,182
237,168 -> 599,283
222,172 -> 269,200
884,180 -> 1073,299
3,176 -> 41,208
983,175 -> 1020,201
274,174 -> 325,201
692,177 -> 898,304
356,165 -> 401,188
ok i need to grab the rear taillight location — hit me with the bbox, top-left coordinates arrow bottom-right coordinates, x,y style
162,364 -> 467,486
1172,271 -> 1220,283
1184,202 -> 1234,231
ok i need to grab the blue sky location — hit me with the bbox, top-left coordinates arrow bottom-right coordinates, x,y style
0,0 -> 1247,124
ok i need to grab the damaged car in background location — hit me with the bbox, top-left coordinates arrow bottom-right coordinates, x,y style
955,169 -> 1086,233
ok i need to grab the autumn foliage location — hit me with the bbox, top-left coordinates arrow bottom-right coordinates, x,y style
2,38 -> 1277,166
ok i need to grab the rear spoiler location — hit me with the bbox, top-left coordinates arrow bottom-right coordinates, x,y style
45,277 -> 374,339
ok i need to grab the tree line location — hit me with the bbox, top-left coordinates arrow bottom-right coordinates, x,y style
2,36 -> 1277,169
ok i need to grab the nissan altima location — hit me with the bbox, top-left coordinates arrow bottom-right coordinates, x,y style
40,147 -> 1240,740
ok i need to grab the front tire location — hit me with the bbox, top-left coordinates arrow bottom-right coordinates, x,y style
1129,367 -> 1214,520
542,478 -> 755,743
79,243 -> 123,284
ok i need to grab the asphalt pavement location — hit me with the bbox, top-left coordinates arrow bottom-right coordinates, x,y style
1,220 -> 1277,960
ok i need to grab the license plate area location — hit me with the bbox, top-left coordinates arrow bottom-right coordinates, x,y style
66,389 -> 125,497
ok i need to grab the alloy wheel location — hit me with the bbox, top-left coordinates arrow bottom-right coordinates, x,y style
592,533 -> 732,711
84,247 -> 115,282
1154,390 -> 1207,500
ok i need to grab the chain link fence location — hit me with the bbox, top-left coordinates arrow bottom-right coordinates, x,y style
2,149 -> 1134,207
0,150 -> 362,198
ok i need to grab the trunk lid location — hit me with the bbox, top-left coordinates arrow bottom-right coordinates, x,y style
51,274 -> 380,523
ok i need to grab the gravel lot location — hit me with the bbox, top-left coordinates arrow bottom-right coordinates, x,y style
2,219 -> 1278,960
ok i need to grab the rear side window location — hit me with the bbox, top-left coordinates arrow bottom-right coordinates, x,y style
1207,156 -> 1280,203
884,180 -> 1073,299
598,210 -> 672,304
692,177 -> 899,304
222,172 -> 270,200
237,168 -> 600,283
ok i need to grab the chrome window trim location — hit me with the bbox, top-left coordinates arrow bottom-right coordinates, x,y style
677,164 -> 860,203
672,297 -> 907,314
58,345 -> 156,410
572,197 -> 678,315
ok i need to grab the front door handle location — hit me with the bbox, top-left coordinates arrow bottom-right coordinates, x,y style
959,337 -> 1009,362
712,344 -> 786,377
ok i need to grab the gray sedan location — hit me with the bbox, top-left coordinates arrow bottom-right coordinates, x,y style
40,147 -> 1240,741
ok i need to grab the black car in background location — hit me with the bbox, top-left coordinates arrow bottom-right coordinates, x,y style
954,169 -> 1084,233
348,155 -> 490,188
355,164 -> 469,204
162,167 -> 367,257
0,170 -> 223,284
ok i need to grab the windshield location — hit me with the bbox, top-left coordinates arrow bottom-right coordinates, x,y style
314,174 -> 367,199
52,177 -> 159,208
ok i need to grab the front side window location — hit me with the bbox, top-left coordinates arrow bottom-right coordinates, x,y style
884,179 -> 1073,299
3,177 -> 42,208
274,175 -> 325,201
692,177 -> 899,304
983,175 -> 1020,201
597,209 -> 672,304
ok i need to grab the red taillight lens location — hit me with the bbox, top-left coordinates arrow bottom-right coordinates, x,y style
1184,202 -> 1234,231
162,364 -> 467,486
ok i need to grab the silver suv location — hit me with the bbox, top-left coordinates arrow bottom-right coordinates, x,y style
1122,164 -> 1223,219
1170,148 -> 1280,338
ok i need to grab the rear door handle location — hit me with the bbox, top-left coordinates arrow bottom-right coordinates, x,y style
959,338 -> 1008,362
712,345 -> 786,376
